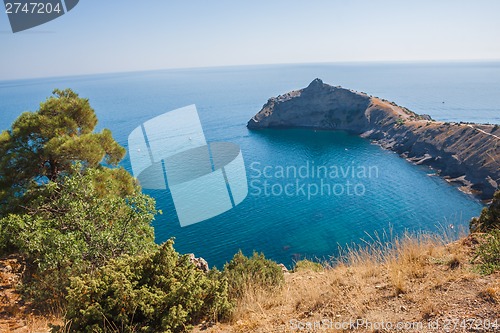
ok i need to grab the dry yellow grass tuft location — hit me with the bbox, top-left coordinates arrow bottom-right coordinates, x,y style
195,232 -> 500,333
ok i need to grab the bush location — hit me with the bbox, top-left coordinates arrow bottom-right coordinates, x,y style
470,190 -> 500,232
223,251 -> 284,300
65,240 -> 231,333
294,259 -> 324,272
0,214 -> 24,254
0,166 -> 157,305
474,230 -> 500,274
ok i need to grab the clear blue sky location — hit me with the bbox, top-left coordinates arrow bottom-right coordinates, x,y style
1,0 -> 499,80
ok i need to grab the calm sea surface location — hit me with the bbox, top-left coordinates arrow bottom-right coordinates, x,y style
1,62 -> 498,268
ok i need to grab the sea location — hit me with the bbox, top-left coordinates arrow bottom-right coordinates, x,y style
1,62 -> 499,268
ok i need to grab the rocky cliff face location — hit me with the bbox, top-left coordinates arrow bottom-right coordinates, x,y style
248,79 -> 500,200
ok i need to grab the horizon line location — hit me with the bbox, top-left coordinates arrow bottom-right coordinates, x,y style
1,58 -> 500,83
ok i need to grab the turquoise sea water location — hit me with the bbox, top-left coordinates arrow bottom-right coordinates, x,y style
1,62 -> 498,268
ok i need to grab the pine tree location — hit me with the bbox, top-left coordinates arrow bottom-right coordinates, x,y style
0,89 -> 125,215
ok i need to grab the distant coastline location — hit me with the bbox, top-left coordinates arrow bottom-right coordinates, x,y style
248,79 -> 500,200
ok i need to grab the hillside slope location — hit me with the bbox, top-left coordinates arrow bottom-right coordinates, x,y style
194,235 -> 500,333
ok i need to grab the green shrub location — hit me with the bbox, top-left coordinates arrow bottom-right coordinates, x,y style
294,259 -> 324,272
223,251 -> 284,300
395,118 -> 405,126
474,230 -> 500,274
0,166 -> 157,305
470,190 -> 500,232
0,213 -> 24,254
64,240 -> 231,333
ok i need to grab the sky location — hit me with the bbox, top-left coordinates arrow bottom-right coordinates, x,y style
1,0 -> 499,80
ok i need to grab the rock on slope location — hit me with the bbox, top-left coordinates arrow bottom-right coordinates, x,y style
248,79 -> 500,199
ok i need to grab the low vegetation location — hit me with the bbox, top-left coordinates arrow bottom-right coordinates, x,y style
293,259 -> 324,272
63,240 -> 231,333
475,229 -> 500,274
471,191 -> 500,274
471,190 -> 500,232
224,251 -> 284,300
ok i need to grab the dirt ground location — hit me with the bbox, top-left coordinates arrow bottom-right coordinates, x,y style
0,254 -> 61,333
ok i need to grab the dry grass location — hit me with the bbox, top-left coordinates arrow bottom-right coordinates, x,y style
479,279 -> 500,303
231,283 -> 285,322
195,231 -> 500,333
0,309 -> 64,333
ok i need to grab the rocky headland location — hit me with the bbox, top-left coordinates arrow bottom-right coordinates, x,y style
248,79 -> 500,200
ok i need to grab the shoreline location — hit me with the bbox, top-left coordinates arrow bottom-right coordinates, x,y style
247,79 -> 500,200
